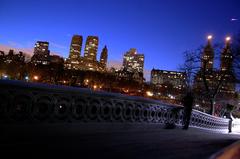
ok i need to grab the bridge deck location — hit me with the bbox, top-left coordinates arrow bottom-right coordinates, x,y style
1,123 -> 239,159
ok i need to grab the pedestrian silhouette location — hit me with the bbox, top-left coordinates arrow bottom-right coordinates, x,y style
182,92 -> 194,130
225,104 -> 235,133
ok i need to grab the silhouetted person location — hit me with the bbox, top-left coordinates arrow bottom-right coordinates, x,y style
225,104 -> 235,133
182,92 -> 194,130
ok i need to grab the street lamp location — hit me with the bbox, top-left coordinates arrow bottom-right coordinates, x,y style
33,75 -> 39,80
25,76 -> 29,81
3,74 -> 8,79
146,91 -> 153,97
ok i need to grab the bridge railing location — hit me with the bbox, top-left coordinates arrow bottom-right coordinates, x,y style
0,80 -> 229,133
232,118 -> 240,133
189,110 -> 229,132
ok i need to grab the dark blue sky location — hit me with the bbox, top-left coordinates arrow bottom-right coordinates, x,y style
0,0 -> 240,71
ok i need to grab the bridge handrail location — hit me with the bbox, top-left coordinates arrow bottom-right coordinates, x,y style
0,80 -> 230,133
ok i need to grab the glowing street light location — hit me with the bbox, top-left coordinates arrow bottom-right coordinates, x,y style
146,91 -> 153,97
3,74 -> 8,79
33,75 -> 39,80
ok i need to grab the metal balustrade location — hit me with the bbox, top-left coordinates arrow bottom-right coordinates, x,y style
0,80 -> 230,133
232,118 -> 240,133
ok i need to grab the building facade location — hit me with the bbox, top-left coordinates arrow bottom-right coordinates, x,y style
84,36 -> 98,61
150,69 -> 186,103
31,41 -> 50,65
122,48 -> 144,73
151,69 -> 186,88
100,46 -> 108,70
219,38 -> 235,97
221,38 -> 233,72
69,35 -> 83,59
201,36 -> 214,71
65,35 -> 83,70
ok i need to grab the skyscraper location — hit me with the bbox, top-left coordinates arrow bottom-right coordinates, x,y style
84,36 -> 98,61
221,37 -> 233,72
65,35 -> 83,70
201,36 -> 214,71
100,45 -> 108,69
123,48 -> 144,73
219,37 -> 235,97
69,35 -> 83,59
31,41 -> 50,65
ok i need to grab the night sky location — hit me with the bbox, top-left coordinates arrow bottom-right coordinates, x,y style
0,0 -> 240,76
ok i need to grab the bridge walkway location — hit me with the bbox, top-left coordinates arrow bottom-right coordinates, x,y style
1,123 -> 239,159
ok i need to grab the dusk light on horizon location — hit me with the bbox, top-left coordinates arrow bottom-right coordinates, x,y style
1,0 -> 240,73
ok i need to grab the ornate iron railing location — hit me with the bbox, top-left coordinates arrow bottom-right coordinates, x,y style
232,118 -> 240,133
0,80 -> 229,133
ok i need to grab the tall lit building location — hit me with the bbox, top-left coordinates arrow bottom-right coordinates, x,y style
122,48 -> 144,73
194,36 -> 216,98
100,45 -> 108,69
31,41 -> 50,65
221,37 -> 233,72
201,35 -> 214,71
69,35 -> 83,59
65,35 -> 83,70
84,36 -> 98,61
219,37 -> 235,97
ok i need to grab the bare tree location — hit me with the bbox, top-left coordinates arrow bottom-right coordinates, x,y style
180,37 -> 237,115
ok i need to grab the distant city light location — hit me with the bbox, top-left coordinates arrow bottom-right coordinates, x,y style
3,75 -> 8,79
33,75 -> 39,80
168,94 -> 175,99
146,91 -> 153,97
25,76 -> 29,80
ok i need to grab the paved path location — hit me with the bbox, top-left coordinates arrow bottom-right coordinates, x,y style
1,123 -> 239,159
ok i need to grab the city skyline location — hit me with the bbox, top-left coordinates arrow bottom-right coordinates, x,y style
0,0 -> 240,80
1,1 -> 240,157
